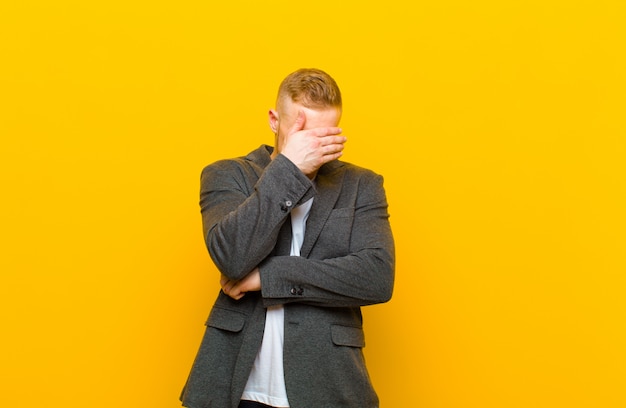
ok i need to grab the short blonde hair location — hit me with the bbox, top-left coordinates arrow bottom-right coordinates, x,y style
277,68 -> 342,110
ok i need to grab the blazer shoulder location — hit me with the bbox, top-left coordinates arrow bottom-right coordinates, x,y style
201,156 -> 246,175
332,160 -> 385,183
200,145 -> 271,178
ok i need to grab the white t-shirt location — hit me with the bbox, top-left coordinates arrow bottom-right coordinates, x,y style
241,198 -> 313,407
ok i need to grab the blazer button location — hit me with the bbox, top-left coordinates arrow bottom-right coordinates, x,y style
280,200 -> 293,213
290,287 -> 297,295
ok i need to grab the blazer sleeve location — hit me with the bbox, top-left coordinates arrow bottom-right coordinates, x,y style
259,171 -> 395,308
200,154 -> 315,280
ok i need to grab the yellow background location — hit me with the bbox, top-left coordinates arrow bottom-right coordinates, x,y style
1,1 -> 624,407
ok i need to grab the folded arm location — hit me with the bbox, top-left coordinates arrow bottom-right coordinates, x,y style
259,173 -> 395,308
201,153 -> 314,281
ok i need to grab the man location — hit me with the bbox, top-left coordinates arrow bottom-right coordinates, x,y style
181,68 -> 395,408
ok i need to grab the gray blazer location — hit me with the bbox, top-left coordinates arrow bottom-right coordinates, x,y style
181,145 -> 395,408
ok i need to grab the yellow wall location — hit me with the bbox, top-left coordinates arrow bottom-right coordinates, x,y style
1,1 -> 624,407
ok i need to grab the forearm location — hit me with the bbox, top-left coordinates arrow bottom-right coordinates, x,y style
259,170 -> 395,307
202,154 -> 315,279
259,248 -> 395,308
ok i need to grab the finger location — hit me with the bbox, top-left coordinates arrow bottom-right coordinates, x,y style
322,140 -> 347,159
323,146 -> 345,159
229,282 -> 245,300
319,135 -> 347,146
321,150 -> 344,163
221,279 -> 236,295
220,278 -> 232,291
307,126 -> 343,137
289,110 -> 306,135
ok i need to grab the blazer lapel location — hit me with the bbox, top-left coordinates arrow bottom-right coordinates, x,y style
299,162 -> 345,258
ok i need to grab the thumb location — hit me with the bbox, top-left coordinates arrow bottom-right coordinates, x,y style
290,110 -> 306,135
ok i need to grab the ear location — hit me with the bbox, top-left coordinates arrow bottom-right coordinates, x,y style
268,109 -> 279,133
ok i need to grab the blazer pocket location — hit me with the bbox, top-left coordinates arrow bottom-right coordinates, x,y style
205,307 -> 245,332
331,325 -> 365,348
